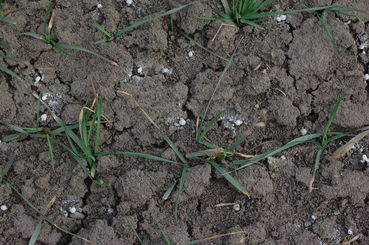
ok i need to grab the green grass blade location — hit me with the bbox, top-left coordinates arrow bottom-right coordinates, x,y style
309,148 -> 324,192
197,140 -> 221,149
176,28 -> 228,61
321,91 -> 348,147
124,216 -> 145,245
233,133 -> 322,169
1,157 -> 15,179
0,53 -> 20,62
114,152 -> 180,165
0,65 -> 23,81
251,0 -> 273,14
46,134 -> 55,168
198,46 -> 237,132
94,98 -> 102,154
111,4 -> 189,40
0,16 -> 16,24
316,14 -> 338,55
240,19 -> 264,29
198,109 -> 227,142
0,40 -> 11,49
162,182 -> 176,200
92,20 -> 113,40
195,157 -> 249,196
28,223 -> 42,245
56,42 -> 118,66
220,0 -> 231,16
186,149 -> 223,159
18,32 -> 43,40
43,0 -> 54,34
119,91 -> 187,164
51,138 -> 89,175
313,148 -> 324,173
229,131 -> 251,152
160,228 -> 173,245
1,133 -> 22,142
0,121 -> 28,134
174,164 -> 188,219
51,40 -> 76,57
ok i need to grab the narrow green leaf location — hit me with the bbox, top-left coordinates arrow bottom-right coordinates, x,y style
197,140 -> 221,149
124,216 -> 145,245
28,223 -> 42,245
120,92 -> 188,165
195,157 -> 249,196
43,0 -> 54,34
46,134 -> 55,168
1,133 -> 22,142
0,121 -> 28,134
229,131 -> 251,152
114,152 -> 179,165
176,29 -> 228,61
18,32 -> 43,40
160,228 -> 173,245
162,182 -> 176,201
321,90 -> 348,147
220,0 -> 231,16
0,16 -> 16,24
313,148 -> 324,172
28,196 -> 56,245
233,133 -> 322,169
92,20 -> 113,40
174,164 -> 188,219
51,40 -> 76,57
316,14 -> 338,55
0,40 -> 11,49
198,109 -> 227,142
112,4 -> 190,40
0,65 -> 23,81
0,53 -> 20,62
56,42 -> 118,66
198,47 -> 237,134
1,157 -> 15,178
94,98 -> 102,154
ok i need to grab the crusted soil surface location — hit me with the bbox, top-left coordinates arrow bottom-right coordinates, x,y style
1,0 -> 369,244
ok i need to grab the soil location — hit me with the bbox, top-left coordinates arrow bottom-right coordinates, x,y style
1,0 -> 369,244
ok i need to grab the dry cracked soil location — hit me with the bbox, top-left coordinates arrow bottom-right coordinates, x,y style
1,0 -> 369,244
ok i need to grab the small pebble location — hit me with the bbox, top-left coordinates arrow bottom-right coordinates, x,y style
162,68 -> 172,74
35,76 -> 41,84
107,208 -> 114,214
40,114 -> 47,121
42,94 -> 49,101
300,128 -> 308,136
348,228 -> 353,235
179,118 -> 186,126
0,205 -> 7,211
137,67 -> 143,74
364,74 -> 369,81
276,15 -> 287,22
126,0 -> 133,5
97,3 -> 103,8
233,203 -> 240,211
188,51 -> 194,58
280,155 -> 286,160
234,120 -> 243,126
360,154 -> 369,164
311,215 -> 317,220
359,44 -> 366,50
69,206 -> 76,214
